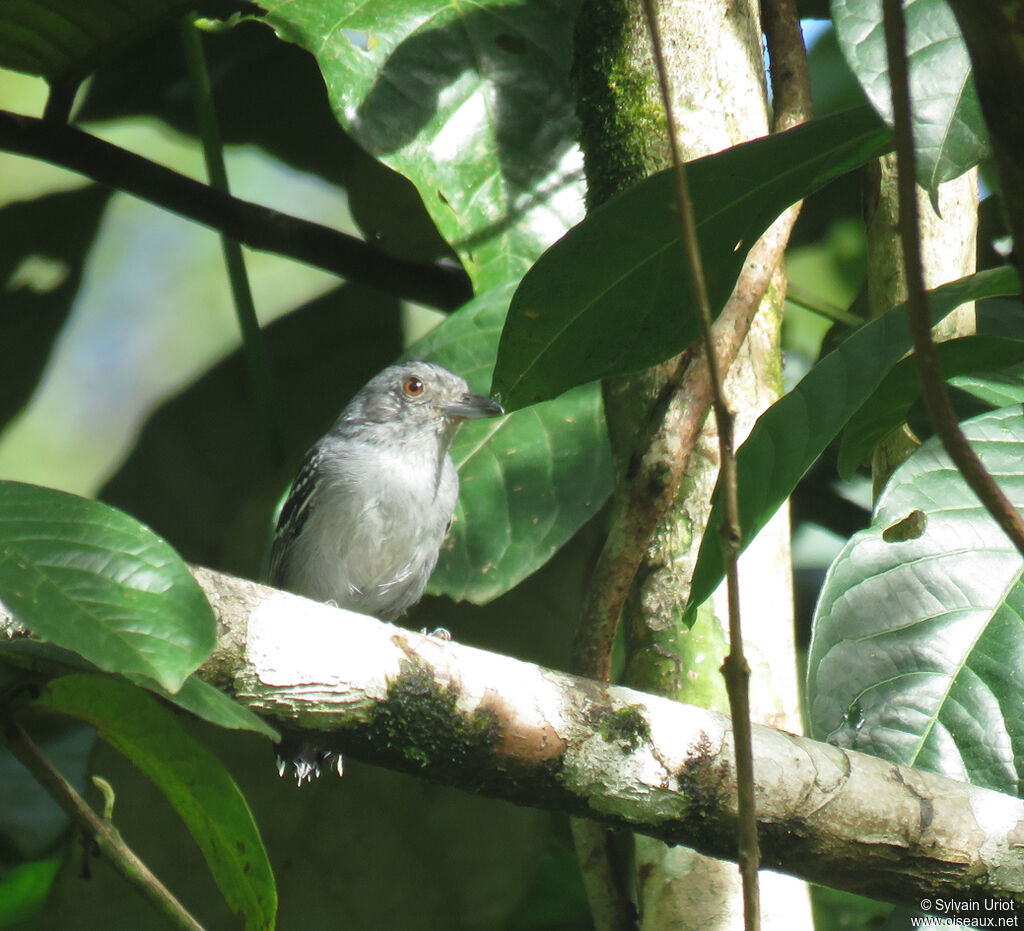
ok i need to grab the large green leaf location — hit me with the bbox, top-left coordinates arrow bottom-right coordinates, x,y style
0,481 -> 215,692
407,285 -> 612,603
255,0 -> 584,290
35,674 -> 276,930
831,0 -> 989,206
0,0 -> 196,81
807,407 -> 1024,793
838,335 -> 1024,478
491,107 -> 892,410
685,266 -> 1020,623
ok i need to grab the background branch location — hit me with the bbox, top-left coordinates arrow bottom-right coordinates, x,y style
0,109 -> 472,311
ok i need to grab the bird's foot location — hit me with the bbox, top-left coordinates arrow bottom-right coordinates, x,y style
275,740 -> 344,786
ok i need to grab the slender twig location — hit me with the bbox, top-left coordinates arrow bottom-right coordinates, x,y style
42,77 -> 81,125
2,718 -> 207,931
639,1 -> 760,926
785,283 -> 863,327
0,110 -> 472,311
761,0 -> 812,134
881,0 -> 1024,557
181,19 -> 286,466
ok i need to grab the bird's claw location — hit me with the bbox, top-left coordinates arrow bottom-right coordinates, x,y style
276,747 -> 344,786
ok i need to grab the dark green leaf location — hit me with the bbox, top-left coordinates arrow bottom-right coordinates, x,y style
0,637 -> 279,740
491,107 -> 892,410
0,481 -> 215,692
807,407 -> 1024,793
151,675 -> 280,741
685,266 -> 1020,623
0,185 -> 111,434
0,0 -> 195,81
35,674 -> 276,930
838,335 -> 1024,478
0,857 -> 62,925
79,21 -> 365,191
256,0 -> 584,289
831,0 -> 989,206
407,285 -> 612,603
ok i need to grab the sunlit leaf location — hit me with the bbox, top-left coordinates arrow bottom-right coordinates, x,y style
832,0 -> 989,206
807,407 -> 1024,793
256,0 -> 585,289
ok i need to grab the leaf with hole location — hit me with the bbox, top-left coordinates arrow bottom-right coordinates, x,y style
807,407 -> 1024,793
685,266 -> 1020,623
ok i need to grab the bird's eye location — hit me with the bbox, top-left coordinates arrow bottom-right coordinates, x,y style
403,377 -> 425,398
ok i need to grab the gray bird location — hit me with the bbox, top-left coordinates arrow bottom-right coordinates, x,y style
269,361 -> 504,782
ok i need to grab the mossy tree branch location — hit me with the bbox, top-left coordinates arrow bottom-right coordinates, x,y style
3,568 -> 1024,909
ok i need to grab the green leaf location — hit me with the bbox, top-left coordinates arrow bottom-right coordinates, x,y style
0,0 -> 196,81
255,0 -> 584,290
34,674 -> 276,930
807,407 -> 1024,793
838,336 -> 1024,478
950,368 -> 1024,409
0,637 -> 280,741
831,0 -> 989,207
685,266 -> 1020,623
151,675 -> 280,742
0,857 -> 62,926
407,285 -> 613,603
0,185 -> 111,435
0,481 -> 215,692
491,107 -> 892,410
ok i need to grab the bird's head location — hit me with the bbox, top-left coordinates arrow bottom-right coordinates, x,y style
344,361 -> 504,441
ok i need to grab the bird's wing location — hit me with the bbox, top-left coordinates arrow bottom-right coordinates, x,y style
269,445 -> 325,584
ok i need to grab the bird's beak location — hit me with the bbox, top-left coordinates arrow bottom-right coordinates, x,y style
443,393 -> 505,421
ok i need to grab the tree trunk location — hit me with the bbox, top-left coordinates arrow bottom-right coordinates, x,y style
573,0 -> 810,927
